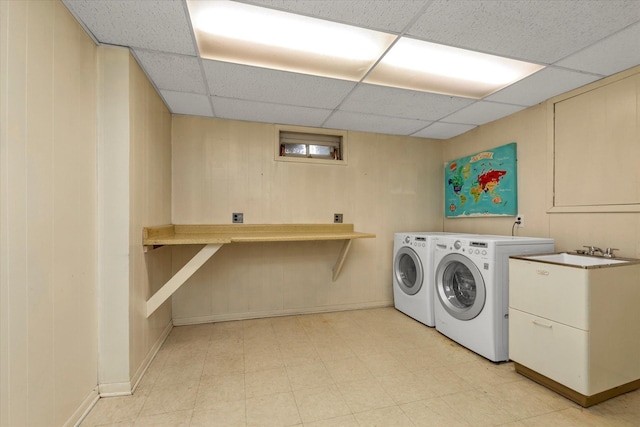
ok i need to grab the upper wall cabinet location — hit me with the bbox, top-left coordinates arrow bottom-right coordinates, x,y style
548,66 -> 640,212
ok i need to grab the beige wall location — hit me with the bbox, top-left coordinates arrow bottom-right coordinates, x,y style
442,104 -> 551,238
97,46 -> 173,395
1,2 -> 173,424
546,68 -> 640,258
1,1 -> 99,426
171,116 -> 443,323
97,45 -> 132,396
128,51 -> 173,386
443,76 -> 640,259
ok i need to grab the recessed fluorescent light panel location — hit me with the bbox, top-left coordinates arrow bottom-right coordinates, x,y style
187,1 -> 544,99
365,38 -> 545,98
187,0 -> 396,81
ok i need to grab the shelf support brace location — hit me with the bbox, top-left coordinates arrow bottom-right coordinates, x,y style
332,239 -> 353,282
146,243 -> 223,317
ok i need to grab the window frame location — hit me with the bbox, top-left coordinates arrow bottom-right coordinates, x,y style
274,125 -> 348,166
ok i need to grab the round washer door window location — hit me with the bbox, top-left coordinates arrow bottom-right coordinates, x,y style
394,247 -> 424,296
435,253 -> 485,320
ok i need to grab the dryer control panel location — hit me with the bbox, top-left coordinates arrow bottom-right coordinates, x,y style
412,236 -> 427,247
435,238 -> 492,261
469,241 -> 489,256
403,235 -> 427,247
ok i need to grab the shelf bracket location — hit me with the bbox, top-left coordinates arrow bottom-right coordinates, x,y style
146,243 -> 223,317
332,239 -> 353,282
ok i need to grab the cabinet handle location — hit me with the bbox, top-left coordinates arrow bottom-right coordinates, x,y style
532,319 -> 553,329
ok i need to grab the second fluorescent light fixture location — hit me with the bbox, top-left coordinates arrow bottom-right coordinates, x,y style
187,1 -> 544,99
188,0 -> 395,81
365,38 -> 545,98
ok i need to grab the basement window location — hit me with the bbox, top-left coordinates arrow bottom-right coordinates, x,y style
275,125 -> 347,165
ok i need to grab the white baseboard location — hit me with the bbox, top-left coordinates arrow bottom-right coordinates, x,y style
172,302 -> 392,326
97,320 -> 173,397
131,320 -> 173,393
98,381 -> 132,397
67,387 -> 100,427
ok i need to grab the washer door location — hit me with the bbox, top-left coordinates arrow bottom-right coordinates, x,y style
435,253 -> 485,320
394,247 -> 424,296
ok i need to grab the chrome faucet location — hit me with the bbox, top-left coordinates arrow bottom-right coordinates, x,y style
583,246 -> 604,256
603,248 -> 619,258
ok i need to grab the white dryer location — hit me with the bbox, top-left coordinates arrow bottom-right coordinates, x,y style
393,232 -> 469,327
432,235 -> 554,362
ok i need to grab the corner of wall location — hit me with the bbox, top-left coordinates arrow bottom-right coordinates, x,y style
127,50 -> 174,391
97,45 -> 133,390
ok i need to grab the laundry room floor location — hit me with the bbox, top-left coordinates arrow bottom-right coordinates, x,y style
80,307 -> 640,427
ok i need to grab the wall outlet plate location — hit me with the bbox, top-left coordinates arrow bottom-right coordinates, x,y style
334,213 -> 343,223
232,212 -> 244,223
516,215 -> 524,227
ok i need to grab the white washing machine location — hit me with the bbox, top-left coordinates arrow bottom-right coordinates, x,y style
433,235 -> 554,362
393,232 -> 471,327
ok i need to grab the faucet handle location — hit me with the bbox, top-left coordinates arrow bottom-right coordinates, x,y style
582,245 -> 605,256
604,248 -> 619,258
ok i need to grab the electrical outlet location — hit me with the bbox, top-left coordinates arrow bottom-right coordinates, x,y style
232,212 -> 243,223
334,213 -> 343,223
516,215 -> 524,228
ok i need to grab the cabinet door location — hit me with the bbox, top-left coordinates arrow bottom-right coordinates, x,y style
553,72 -> 640,207
509,308 -> 589,395
509,259 -> 589,330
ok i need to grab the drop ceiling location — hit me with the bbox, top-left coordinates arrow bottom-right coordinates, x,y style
63,0 -> 640,140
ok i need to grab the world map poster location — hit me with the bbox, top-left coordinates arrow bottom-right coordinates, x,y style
444,142 -> 517,218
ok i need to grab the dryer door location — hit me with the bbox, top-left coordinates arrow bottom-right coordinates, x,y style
394,247 -> 424,296
435,253 -> 485,320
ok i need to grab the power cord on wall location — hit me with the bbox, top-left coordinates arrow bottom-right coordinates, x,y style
511,218 -> 522,236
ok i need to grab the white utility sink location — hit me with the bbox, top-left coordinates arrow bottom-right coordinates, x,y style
509,251 -> 640,407
521,252 -> 630,267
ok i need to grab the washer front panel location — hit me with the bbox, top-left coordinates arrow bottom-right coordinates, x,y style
394,246 -> 424,296
436,253 -> 486,320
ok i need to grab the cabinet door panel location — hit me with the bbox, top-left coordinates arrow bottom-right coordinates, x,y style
509,259 -> 589,330
553,72 -> 640,207
509,308 -> 589,395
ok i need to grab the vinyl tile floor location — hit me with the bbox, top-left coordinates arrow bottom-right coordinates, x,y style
81,307 -> 640,427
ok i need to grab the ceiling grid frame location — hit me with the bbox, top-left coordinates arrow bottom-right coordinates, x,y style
61,0 -> 640,139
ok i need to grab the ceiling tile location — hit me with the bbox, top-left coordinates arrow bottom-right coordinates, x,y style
134,50 -> 206,94
63,0 -> 640,140
243,0 -> 427,33
212,97 -> 332,128
203,61 -> 356,109
161,91 -> 213,117
407,0 -> 640,63
63,0 -> 196,55
324,111 -> 431,136
485,67 -> 603,106
555,22 -> 640,76
339,84 -> 475,121
412,122 -> 477,140
444,102 -> 527,126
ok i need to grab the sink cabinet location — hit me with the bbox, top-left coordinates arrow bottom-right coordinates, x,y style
508,257 -> 640,406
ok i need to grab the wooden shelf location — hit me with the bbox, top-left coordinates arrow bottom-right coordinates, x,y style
143,223 -> 375,245
142,224 -> 375,317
